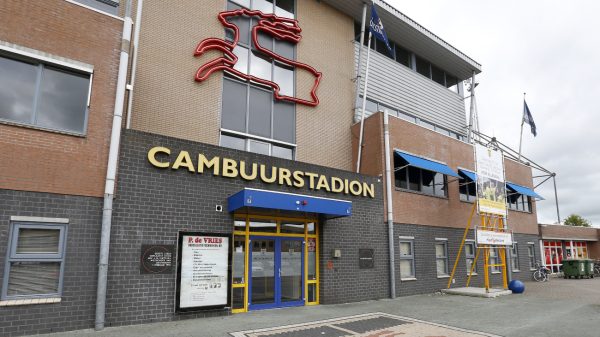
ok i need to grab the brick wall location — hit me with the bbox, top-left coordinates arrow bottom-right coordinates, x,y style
394,223 -> 540,296
0,190 -> 102,337
352,112 -> 540,235
295,0 -> 356,171
128,0 -> 223,144
106,129 -> 386,327
0,0 -> 122,197
540,224 -> 599,241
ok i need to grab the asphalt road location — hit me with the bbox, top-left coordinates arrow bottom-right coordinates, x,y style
39,277 -> 600,337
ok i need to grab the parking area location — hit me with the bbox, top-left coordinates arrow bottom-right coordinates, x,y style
40,278 -> 600,337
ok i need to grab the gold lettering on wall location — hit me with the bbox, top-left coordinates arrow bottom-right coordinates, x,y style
172,151 -> 195,172
146,147 -> 376,198
148,146 -> 171,168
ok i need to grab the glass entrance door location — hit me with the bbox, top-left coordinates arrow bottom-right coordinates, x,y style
249,236 -> 304,310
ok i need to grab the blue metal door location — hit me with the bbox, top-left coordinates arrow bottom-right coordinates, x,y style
249,236 -> 304,310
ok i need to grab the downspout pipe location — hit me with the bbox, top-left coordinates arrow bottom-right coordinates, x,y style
125,0 -> 143,129
95,0 -> 133,331
383,112 -> 396,298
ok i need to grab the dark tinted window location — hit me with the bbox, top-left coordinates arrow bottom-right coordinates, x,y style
376,39 -> 394,59
248,87 -> 271,138
446,74 -> 459,92
274,39 -> 295,60
272,100 -> 295,143
431,65 -> 445,85
221,79 -> 248,132
415,56 -> 431,78
395,45 -> 411,68
275,0 -> 294,18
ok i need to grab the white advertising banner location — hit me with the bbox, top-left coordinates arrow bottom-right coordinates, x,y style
475,144 -> 507,216
179,235 -> 229,309
476,229 -> 513,246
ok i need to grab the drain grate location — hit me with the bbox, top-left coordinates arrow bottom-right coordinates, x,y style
333,316 -> 408,334
251,325 -> 349,337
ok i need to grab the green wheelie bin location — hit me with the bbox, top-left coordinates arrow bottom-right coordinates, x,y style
584,259 -> 595,278
563,259 -> 587,279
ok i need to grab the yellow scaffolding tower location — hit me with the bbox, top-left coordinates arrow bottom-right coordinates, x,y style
447,203 -> 508,292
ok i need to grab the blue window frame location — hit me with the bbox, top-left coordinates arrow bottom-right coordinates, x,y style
2,223 -> 68,300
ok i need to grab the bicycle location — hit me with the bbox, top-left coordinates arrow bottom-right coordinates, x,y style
594,260 -> 600,278
532,261 -> 551,282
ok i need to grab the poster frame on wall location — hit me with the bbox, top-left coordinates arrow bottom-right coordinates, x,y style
175,232 -> 232,312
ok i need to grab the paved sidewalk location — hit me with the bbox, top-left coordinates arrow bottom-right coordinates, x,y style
39,278 -> 600,337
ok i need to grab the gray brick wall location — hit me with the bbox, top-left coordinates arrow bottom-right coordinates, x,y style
0,190 -> 102,337
106,129 -> 387,327
394,223 -> 540,296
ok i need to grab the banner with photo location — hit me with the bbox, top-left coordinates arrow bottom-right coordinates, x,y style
475,144 -> 507,216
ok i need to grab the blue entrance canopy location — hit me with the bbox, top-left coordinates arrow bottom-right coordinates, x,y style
394,150 -> 459,177
506,182 -> 544,200
458,169 -> 477,181
227,188 -> 352,218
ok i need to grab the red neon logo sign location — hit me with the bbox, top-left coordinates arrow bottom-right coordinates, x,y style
194,9 -> 322,107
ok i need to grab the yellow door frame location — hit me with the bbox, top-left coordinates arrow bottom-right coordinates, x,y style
231,214 -> 320,313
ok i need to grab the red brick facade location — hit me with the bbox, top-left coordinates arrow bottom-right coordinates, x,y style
353,112 -> 539,235
0,0 -> 122,197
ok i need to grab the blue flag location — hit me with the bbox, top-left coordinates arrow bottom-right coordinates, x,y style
369,5 -> 392,52
523,100 -> 537,137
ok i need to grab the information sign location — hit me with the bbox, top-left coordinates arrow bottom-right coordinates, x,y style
176,233 -> 231,311
476,229 -> 513,246
140,244 -> 174,274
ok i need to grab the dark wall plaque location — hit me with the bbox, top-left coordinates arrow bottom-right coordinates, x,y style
140,244 -> 175,274
359,248 -> 374,269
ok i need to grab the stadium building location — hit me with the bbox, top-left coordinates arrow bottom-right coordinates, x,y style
0,0 -> 554,335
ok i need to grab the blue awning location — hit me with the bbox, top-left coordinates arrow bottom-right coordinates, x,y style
458,169 -> 477,181
394,150 -> 459,177
506,182 -> 544,200
227,188 -> 352,218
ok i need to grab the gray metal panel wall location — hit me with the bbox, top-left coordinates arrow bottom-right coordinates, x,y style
355,43 -> 467,135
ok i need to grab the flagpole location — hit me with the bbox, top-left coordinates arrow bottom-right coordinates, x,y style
518,92 -> 525,161
356,31 -> 372,173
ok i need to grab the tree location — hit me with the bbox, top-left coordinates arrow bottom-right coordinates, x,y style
563,214 -> 591,227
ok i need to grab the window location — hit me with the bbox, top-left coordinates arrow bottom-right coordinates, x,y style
353,22 -> 462,94
459,172 -> 477,202
358,97 -> 466,141
222,1 -> 297,159
395,45 -> 411,68
507,190 -> 532,213
527,244 -> 536,270
431,65 -> 445,86
435,241 -> 449,276
465,242 -> 476,275
72,0 -> 119,15
415,56 -> 431,78
394,156 -> 447,197
489,248 -> 500,273
445,74 -> 459,93
2,223 -> 67,300
0,54 -> 91,134
511,243 -> 520,272
399,239 -> 415,279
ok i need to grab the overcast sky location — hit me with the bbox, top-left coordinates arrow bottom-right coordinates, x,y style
384,0 -> 600,226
